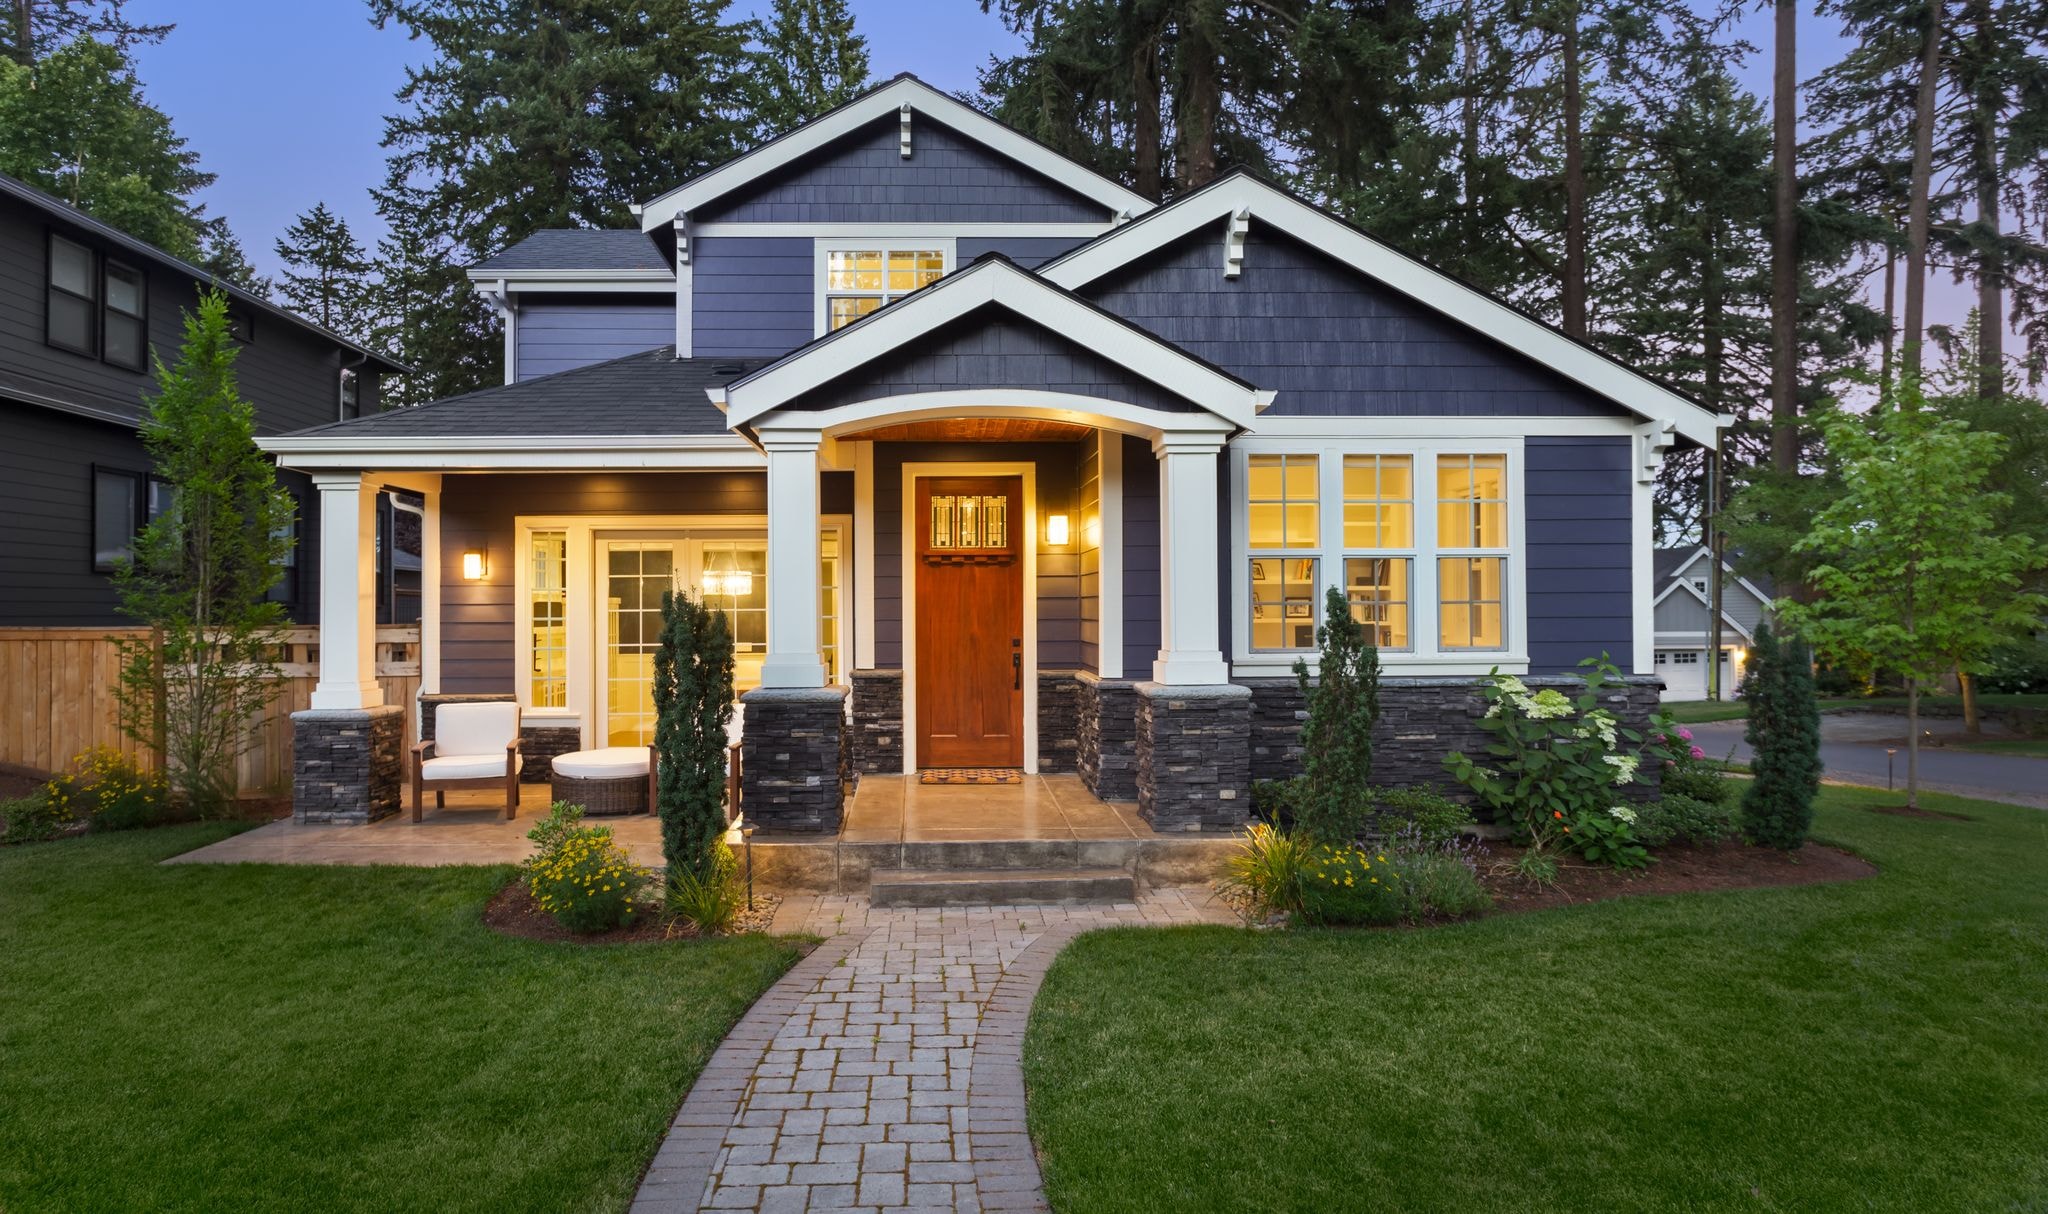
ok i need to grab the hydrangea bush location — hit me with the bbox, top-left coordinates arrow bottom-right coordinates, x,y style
1444,655 -> 1671,868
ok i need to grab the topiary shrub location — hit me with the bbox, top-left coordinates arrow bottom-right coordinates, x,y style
1741,621 -> 1821,849
653,587 -> 736,888
1292,585 -> 1380,844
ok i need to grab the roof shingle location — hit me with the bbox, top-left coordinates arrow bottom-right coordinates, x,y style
470,229 -> 671,274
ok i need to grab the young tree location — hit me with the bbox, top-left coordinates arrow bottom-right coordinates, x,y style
653,587 -> 736,885
112,292 -> 295,815
274,202 -> 371,337
1739,620 -> 1821,848
1292,585 -> 1381,844
1777,380 -> 2047,807
749,0 -> 869,139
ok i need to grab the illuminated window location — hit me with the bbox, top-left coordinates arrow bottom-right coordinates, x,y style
824,248 -> 944,331
1438,556 -> 1505,650
529,531 -> 568,708
1435,454 -> 1508,650
820,530 -> 841,684
1345,557 -> 1410,650
1437,454 -> 1507,548
1245,454 -> 1320,650
1343,455 -> 1412,548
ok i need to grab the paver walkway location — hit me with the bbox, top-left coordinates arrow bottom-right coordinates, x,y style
632,889 -> 1234,1213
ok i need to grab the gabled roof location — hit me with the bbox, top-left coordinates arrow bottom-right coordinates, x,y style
714,255 -> 1267,434
1039,170 -> 1730,448
1653,545 -> 1776,608
470,229 -> 671,275
635,74 -> 1155,232
0,171 -> 407,374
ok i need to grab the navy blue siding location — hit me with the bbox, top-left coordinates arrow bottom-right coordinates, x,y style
1085,226 -> 1632,419
696,117 -> 1108,224
1121,434 -> 1160,677
957,235 -> 1092,269
1524,436 -> 1633,673
792,311 -> 1202,415
692,236 -> 812,358
515,298 -> 671,381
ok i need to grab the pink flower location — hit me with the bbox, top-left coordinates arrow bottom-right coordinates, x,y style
1690,746 -> 1705,760
1678,727 -> 1694,741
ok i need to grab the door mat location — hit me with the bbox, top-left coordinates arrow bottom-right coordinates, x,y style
918,768 -> 1024,786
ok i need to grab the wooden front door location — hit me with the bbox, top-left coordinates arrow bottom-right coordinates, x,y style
915,476 -> 1025,768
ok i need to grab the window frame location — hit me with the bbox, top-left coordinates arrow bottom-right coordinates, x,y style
812,239 -> 955,337
47,231 -> 99,358
1433,452 -> 1511,653
1229,439 -> 1526,677
90,465 -> 145,573
100,256 -> 148,371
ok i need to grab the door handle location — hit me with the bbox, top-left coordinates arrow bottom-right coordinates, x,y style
1013,652 -> 1022,691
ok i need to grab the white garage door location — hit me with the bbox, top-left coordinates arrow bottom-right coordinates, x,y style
1656,650 -> 1707,700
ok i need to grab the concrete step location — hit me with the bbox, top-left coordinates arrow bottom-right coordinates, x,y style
869,867 -> 1137,908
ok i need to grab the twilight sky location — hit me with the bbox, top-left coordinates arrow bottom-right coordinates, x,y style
122,0 -> 1970,334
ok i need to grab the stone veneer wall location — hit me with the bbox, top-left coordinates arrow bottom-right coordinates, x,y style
1037,671 -> 1083,773
848,670 -> 905,775
291,705 -> 404,824
1237,675 -> 1668,818
1135,684 -> 1253,832
418,692 -> 579,782
1075,673 -> 1139,800
740,686 -> 850,833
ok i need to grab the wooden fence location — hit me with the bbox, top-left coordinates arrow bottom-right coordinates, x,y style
0,626 -> 420,794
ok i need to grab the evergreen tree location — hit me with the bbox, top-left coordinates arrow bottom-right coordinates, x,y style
274,202 -> 371,337
1739,621 -> 1821,849
1292,586 -> 1381,845
3,0 -> 171,65
112,292 -> 294,815
653,587 -> 736,885
367,171 -> 496,406
750,0 -> 869,139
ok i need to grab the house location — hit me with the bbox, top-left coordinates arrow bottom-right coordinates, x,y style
261,74 -> 1728,832
1651,545 -> 1774,701
0,171 -> 411,628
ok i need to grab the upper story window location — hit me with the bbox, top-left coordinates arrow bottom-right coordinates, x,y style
340,369 -> 361,419
225,307 -> 254,343
48,232 -> 151,371
821,247 -> 945,332
48,234 -> 98,357
102,260 -> 147,371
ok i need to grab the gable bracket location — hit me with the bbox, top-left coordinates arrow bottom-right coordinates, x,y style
900,104 -> 913,158
674,215 -> 690,266
1223,206 -> 1250,278
1637,419 -> 1675,484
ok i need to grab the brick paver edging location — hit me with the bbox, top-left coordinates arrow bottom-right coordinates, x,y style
631,929 -> 877,1214
963,922 -> 1086,1214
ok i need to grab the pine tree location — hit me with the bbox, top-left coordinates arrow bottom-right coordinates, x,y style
1739,621 -> 1821,849
274,202 -> 371,338
750,0 -> 869,139
3,0 -> 171,65
653,588 -> 736,885
1292,586 -> 1381,845
367,172 -> 497,405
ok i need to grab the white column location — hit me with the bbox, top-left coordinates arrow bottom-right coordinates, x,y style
310,473 -> 383,710
1151,433 -> 1231,686
759,428 -> 827,688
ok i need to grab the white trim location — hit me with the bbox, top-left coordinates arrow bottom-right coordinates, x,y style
637,76 -> 1152,231
1226,437 -> 1530,679
1097,432 -> 1123,679
743,393 -> 1236,448
812,239 -> 956,338
1039,174 -> 1731,448
1632,460 -> 1655,675
377,472 -> 444,703
853,441 -> 876,670
718,258 -> 1263,431
899,461 -> 1038,775
691,222 -> 1111,239
261,434 -> 764,473
465,268 -> 673,285
1230,415 -> 1643,439
675,249 -> 694,359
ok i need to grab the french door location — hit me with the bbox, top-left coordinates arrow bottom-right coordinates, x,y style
595,535 -> 768,747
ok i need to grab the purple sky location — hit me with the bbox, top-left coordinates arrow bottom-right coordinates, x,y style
123,0 -> 1972,335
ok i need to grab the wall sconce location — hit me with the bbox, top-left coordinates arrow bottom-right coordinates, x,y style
461,549 -> 487,580
1045,513 -> 1070,546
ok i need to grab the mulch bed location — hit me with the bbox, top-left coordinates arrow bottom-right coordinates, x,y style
483,879 -> 781,944
1477,838 -> 1876,915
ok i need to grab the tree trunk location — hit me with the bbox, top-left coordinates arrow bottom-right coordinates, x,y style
1769,0 -> 1800,475
1972,0 -> 2004,400
1175,15 -> 1220,192
1560,14 -> 1587,337
1880,243 -> 1898,392
1131,36 -> 1162,201
1902,0 -> 1943,378
10,0 -> 29,65
1461,0 -> 1480,216
1959,669 -> 1980,733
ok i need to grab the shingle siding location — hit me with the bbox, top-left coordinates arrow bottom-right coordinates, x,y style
692,235 -> 812,358
515,298 -> 672,381
1083,223 -> 1633,419
1524,436 -> 1633,673
957,235 -> 1091,269
695,117 -> 1109,225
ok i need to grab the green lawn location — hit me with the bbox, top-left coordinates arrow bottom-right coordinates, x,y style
1662,698 -> 1751,723
0,825 -> 801,1213
1935,737 -> 2048,758
1024,786 -> 2048,1213
1664,691 -> 2048,725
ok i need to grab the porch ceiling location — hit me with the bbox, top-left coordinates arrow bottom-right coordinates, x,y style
837,418 -> 1094,444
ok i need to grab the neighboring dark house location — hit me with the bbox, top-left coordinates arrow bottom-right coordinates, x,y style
0,172 -> 409,626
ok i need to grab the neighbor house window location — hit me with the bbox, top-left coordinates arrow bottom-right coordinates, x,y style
48,233 -> 98,357
529,531 -> 568,709
340,370 -> 361,420
1436,454 -> 1508,650
102,259 -> 146,370
1247,453 -> 1320,651
267,497 -> 298,606
225,307 -> 254,343
92,467 -> 143,571
823,248 -> 944,331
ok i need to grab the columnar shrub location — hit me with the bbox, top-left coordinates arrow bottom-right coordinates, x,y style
653,588 -> 735,885
1741,621 -> 1822,849
1292,585 -> 1381,844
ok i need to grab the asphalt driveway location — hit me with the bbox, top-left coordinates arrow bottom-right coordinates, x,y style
1688,712 -> 2048,810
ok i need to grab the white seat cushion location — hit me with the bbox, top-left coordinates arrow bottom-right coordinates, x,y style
552,747 -> 651,780
436,702 -> 519,758
421,753 -> 522,781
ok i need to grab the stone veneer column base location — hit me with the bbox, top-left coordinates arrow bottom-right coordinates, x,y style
848,670 -> 904,775
1076,672 -> 1139,800
1036,670 -> 1083,773
740,686 -> 851,834
292,705 -> 404,824
1135,682 -> 1252,833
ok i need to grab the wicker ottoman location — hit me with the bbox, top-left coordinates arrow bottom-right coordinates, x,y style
550,747 -> 654,816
